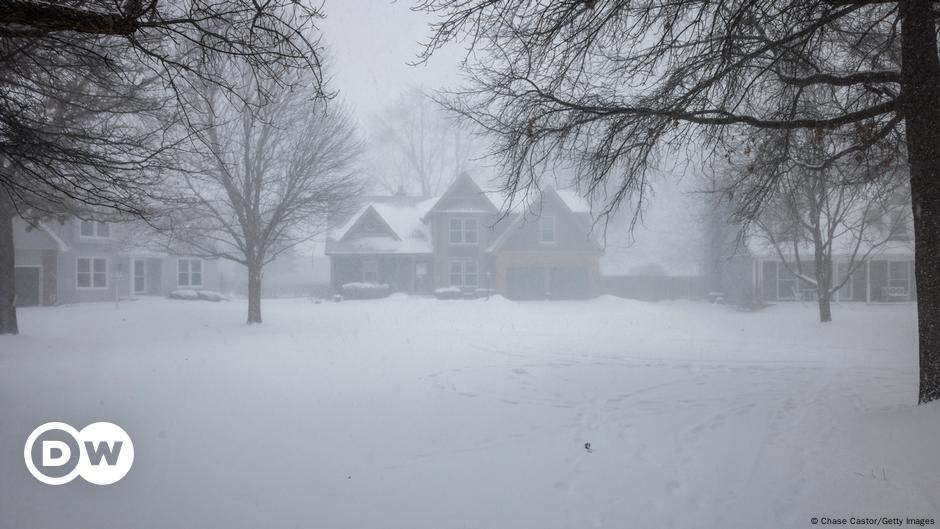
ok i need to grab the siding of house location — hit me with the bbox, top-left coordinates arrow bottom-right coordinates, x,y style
12,217 -> 221,305
426,177 -> 499,290
487,192 -> 602,299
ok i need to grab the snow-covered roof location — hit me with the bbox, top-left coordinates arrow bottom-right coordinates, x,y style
747,236 -> 915,260
485,187 -> 602,253
555,189 -> 591,214
481,187 -> 591,217
327,183 -> 598,256
326,196 -> 437,255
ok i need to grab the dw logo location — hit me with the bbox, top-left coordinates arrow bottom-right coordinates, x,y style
24,422 -> 134,485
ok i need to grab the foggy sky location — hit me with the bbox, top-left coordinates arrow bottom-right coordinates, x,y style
321,1 -> 464,122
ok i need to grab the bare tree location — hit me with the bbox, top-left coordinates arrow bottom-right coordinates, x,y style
725,130 -> 909,322
415,0 -> 940,404
162,64 -> 362,324
0,0 -> 326,334
365,86 -> 480,196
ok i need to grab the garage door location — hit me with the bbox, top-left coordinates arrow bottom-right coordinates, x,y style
506,266 -> 591,300
14,266 -> 41,307
506,267 -> 546,300
549,266 -> 590,299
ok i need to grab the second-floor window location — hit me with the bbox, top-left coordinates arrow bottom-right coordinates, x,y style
449,218 -> 478,245
178,259 -> 203,288
79,220 -> 110,239
76,257 -> 107,289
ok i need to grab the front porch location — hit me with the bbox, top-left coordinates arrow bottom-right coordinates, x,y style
756,257 -> 916,303
330,254 -> 434,294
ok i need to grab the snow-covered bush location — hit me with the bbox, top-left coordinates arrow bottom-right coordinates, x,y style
435,287 -> 496,300
169,289 -> 230,302
341,282 -> 390,300
434,287 -> 464,300
168,289 -> 200,300
196,291 -> 230,302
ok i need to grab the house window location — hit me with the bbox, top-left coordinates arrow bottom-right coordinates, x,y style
362,259 -> 379,283
888,261 -> 911,293
540,216 -> 556,244
449,218 -> 478,244
777,265 -> 797,300
76,257 -> 107,289
79,220 -> 110,238
178,258 -> 203,288
133,259 -> 147,294
836,262 -> 853,301
449,260 -> 478,287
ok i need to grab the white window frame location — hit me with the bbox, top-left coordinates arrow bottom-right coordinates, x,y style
78,220 -> 111,239
133,258 -> 148,295
539,215 -> 556,244
448,260 -> 479,287
776,264 -> 797,301
177,258 -> 204,288
836,261 -> 853,301
448,218 -> 478,245
888,260 -> 911,292
362,258 -> 379,283
76,257 -> 108,290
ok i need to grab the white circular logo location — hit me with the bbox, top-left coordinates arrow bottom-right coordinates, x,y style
24,422 -> 134,485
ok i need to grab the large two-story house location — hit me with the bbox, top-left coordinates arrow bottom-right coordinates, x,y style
12,217 -> 220,306
325,174 -> 603,300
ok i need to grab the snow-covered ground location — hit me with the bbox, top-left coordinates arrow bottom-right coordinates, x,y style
0,296 -> 937,528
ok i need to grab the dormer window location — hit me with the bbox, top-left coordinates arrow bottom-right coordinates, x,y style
79,220 -> 110,239
539,216 -> 556,244
449,218 -> 478,245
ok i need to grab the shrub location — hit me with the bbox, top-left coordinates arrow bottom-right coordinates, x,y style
168,289 -> 200,300
196,291 -> 230,302
433,287 -> 463,300
341,282 -> 390,300
169,289 -> 230,302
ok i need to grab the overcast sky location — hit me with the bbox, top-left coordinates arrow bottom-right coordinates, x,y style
320,1 -> 464,123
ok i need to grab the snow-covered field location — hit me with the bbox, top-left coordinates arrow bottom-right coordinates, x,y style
0,296 -> 937,528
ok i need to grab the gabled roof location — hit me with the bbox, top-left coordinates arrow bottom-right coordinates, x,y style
423,173 -> 498,218
326,196 -> 437,255
747,235 -> 915,260
485,187 -> 603,253
554,189 -> 592,214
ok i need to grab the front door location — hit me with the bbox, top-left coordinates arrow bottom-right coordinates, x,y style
133,259 -> 147,295
14,266 -> 41,306
414,261 -> 430,293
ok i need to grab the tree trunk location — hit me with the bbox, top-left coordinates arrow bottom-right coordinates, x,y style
246,263 -> 263,324
0,202 -> 19,335
900,0 -> 940,404
817,290 -> 832,323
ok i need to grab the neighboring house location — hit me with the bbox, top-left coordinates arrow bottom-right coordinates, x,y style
12,217 -> 220,306
325,174 -> 603,299
707,233 -> 916,305
746,241 -> 916,304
